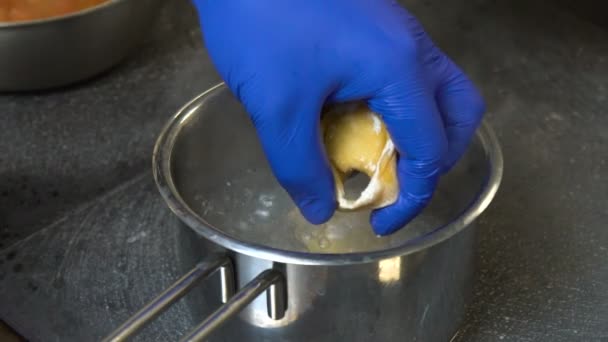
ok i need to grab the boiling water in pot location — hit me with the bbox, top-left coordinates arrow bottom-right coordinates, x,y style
190,153 -> 480,254
169,88 -> 487,255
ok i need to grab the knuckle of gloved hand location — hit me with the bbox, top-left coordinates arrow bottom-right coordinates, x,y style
403,190 -> 434,210
451,89 -> 486,129
274,155 -> 324,190
441,72 -> 487,127
403,141 -> 448,179
226,73 -> 266,119
466,91 -> 487,125
247,87 -> 296,131
404,156 -> 444,179
373,31 -> 419,71
395,34 -> 420,66
427,50 -> 451,79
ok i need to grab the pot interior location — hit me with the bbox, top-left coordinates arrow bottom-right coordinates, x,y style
157,84 -> 501,259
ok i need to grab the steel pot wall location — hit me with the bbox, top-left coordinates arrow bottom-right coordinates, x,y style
103,83 -> 503,342
177,221 -> 476,342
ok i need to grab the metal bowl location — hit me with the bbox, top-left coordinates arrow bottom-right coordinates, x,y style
0,0 -> 162,92
154,83 -> 504,266
105,83 -> 504,341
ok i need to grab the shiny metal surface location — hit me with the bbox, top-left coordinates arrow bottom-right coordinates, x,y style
153,82 -> 503,266
104,253 -> 287,341
180,270 -> 285,342
219,265 -> 235,304
182,226 -> 476,341
103,257 -> 235,342
0,0 -> 161,91
266,274 -> 287,321
144,83 -> 503,341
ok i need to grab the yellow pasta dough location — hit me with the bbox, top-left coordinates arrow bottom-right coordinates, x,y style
321,102 -> 399,211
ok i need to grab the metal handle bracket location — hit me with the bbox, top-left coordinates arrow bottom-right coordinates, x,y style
102,256 -> 287,342
103,256 -> 234,342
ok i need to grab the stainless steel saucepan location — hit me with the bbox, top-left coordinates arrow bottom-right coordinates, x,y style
104,83 -> 503,342
0,0 -> 162,91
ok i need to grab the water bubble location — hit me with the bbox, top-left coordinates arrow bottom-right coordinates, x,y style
259,194 -> 274,207
318,237 -> 330,249
255,209 -> 270,218
238,221 -> 249,230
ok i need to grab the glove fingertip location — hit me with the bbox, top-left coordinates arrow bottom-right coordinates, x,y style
369,197 -> 412,236
370,190 -> 434,236
297,197 -> 336,225
370,208 -> 407,236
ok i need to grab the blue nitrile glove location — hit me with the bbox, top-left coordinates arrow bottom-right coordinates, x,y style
193,0 -> 485,236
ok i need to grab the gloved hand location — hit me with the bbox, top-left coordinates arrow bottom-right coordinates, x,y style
193,0 -> 485,236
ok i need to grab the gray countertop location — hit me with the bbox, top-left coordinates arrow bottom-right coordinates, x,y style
1,0 -> 607,341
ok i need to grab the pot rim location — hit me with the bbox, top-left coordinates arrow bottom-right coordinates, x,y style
153,82 -> 504,266
0,0 -> 124,29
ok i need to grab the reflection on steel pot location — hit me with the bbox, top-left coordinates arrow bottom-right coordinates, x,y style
0,0 -> 162,92
104,83 -> 503,342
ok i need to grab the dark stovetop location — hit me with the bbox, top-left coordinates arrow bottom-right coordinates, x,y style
1,0 -> 607,341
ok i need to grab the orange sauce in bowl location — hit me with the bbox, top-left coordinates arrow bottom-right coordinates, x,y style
0,0 -> 111,22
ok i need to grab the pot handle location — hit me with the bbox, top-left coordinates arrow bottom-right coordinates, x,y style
102,255 -> 286,342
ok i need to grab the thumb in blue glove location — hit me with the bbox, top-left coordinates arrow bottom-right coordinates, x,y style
193,0 -> 485,236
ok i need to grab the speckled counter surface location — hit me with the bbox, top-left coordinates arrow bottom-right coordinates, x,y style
0,0 -> 607,341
